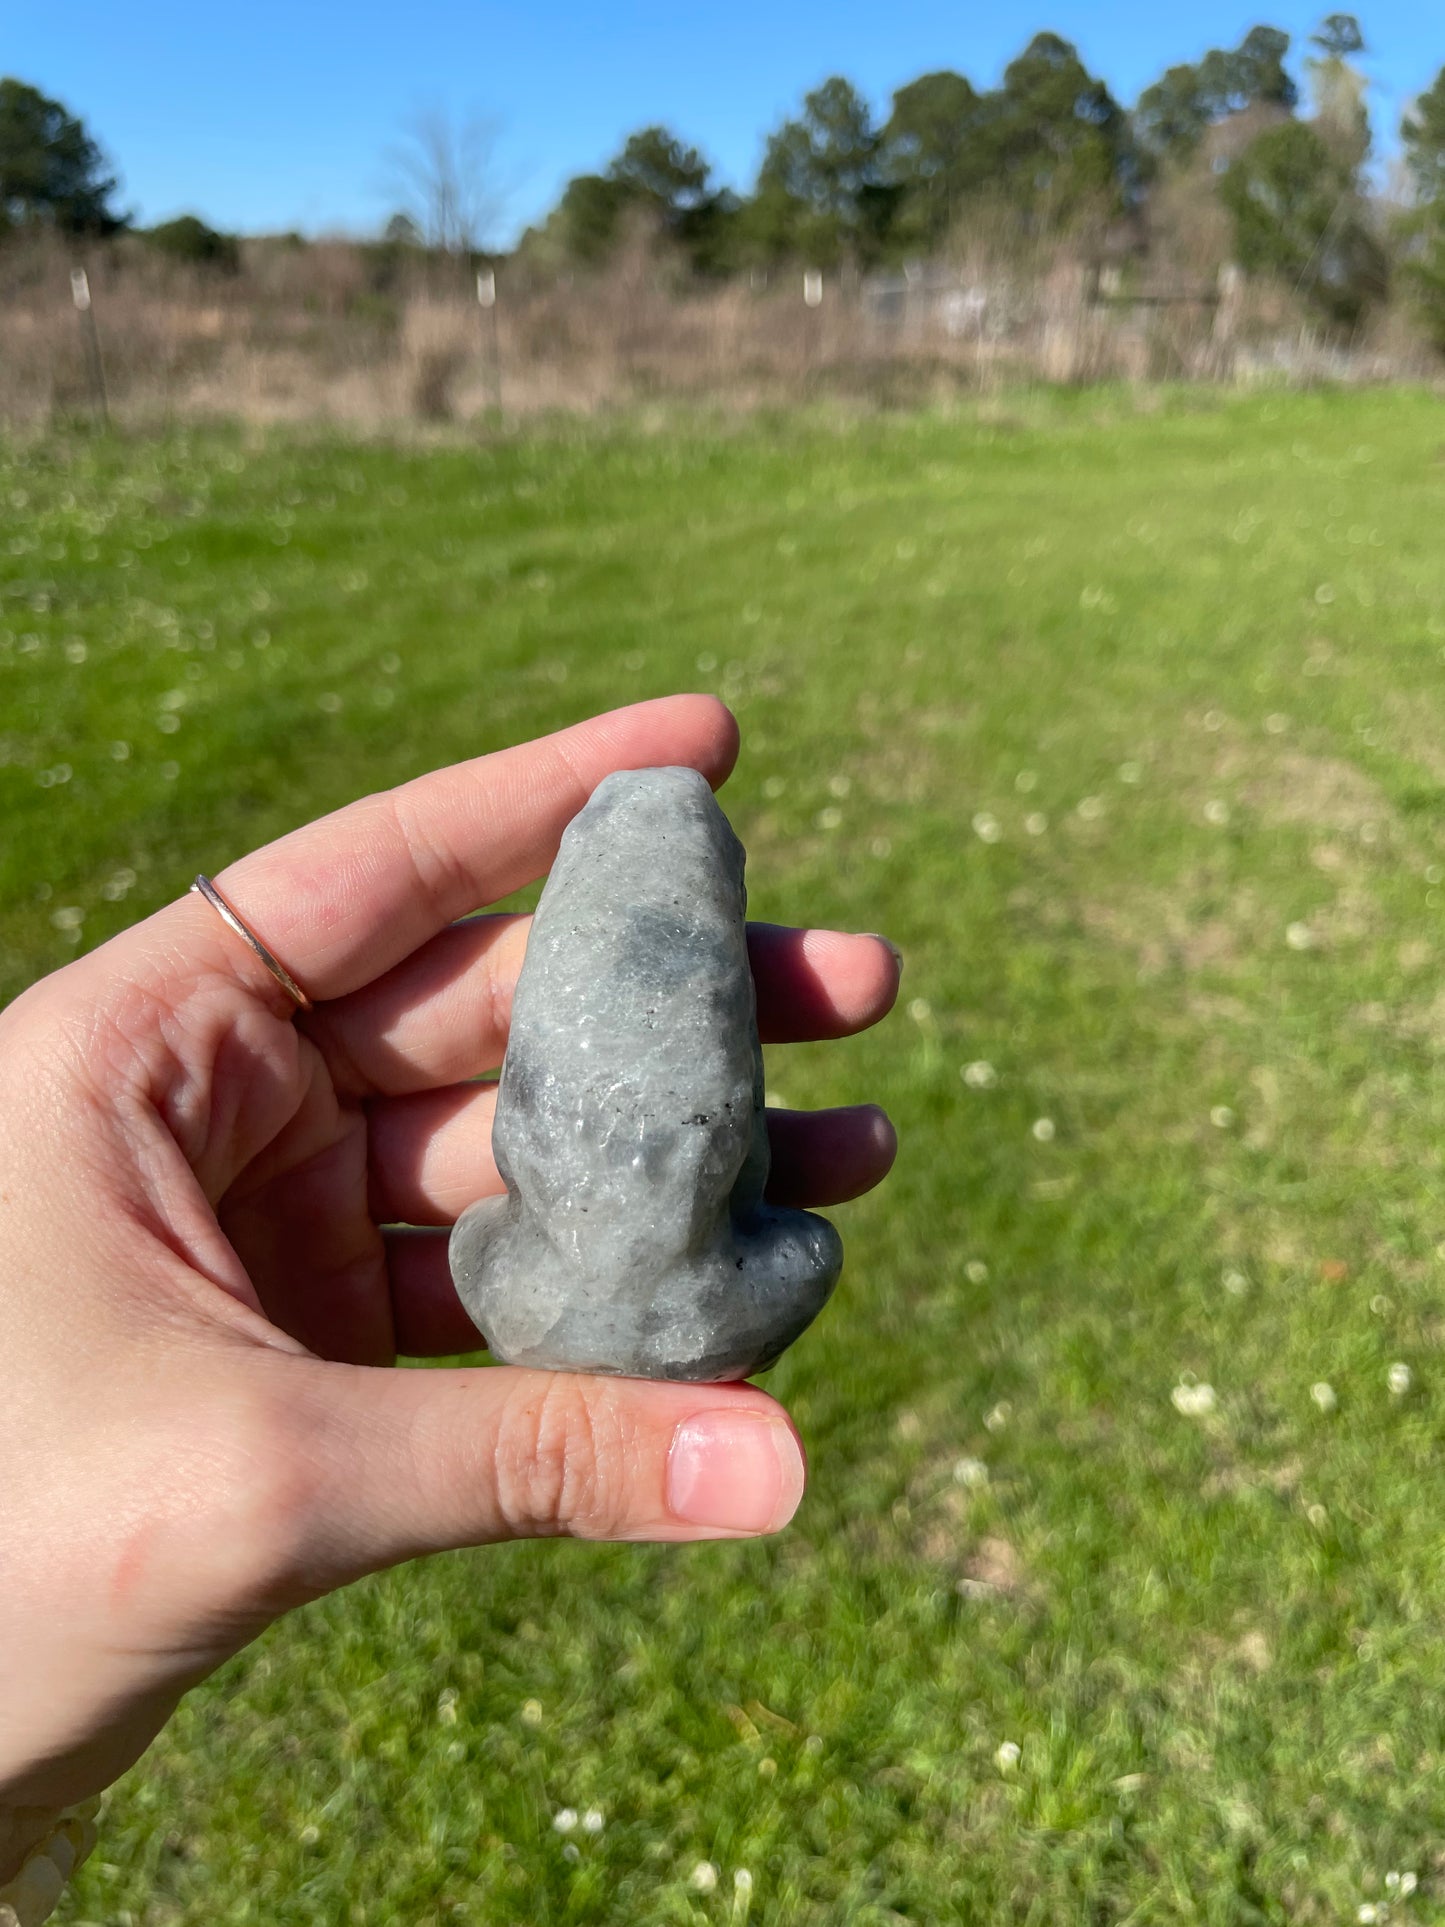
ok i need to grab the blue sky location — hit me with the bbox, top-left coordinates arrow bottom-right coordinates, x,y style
7,1 -> 1439,241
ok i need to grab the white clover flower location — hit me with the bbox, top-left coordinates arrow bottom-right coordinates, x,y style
562,1842 -> 581,1863
1311,1382 -> 1337,1413
1210,1106 -> 1235,1130
298,1823 -> 321,1847
582,1809 -> 604,1835
908,997 -> 932,1024
1264,713 -> 1289,735
953,1457 -> 989,1488
1388,1362 -> 1413,1396
521,1698 -> 544,1727
734,1868 -> 754,1896
1223,1270 -> 1248,1296
1118,761 -> 1142,784
870,836 -> 892,859
1203,709 -> 1224,731
763,775 -> 787,799
1015,769 -> 1038,793
436,1687 -> 458,1725
64,640 -> 86,664
50,906 -> 84,933
815,807 -> 843,831
553,1808 -> 579,1834
696,652 -> 718,673
1031,1117 -> 1056,1143
972,811 -> 1002,843
984,1402 -> 1012,1433
1285,922 -> 1314,951
1203,799 -> 1230,827
1357,1905 -> 1379,1924
828,774 -> 852,798
110,740 -> 130,760
1171,1382 -> 1217,1417
690,1862 -> 719,1893
995,1740 -> 1021,1772
1077,795 -> 1104,821
965,1260 -> 989,1284
1025,812 -> 1048,835
962,1060 -> 997,1089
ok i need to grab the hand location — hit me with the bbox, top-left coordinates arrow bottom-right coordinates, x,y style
0,697 -> 898,1817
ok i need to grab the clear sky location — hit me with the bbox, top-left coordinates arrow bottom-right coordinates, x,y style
7,1 -> 1439,242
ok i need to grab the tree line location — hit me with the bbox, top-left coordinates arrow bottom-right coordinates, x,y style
6,17 -> 1445,347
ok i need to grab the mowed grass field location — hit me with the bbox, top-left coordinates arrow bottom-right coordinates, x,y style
9,390 -> 1445,1924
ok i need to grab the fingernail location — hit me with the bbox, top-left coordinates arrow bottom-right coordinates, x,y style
867,933 -> 904,976
667,1412 -> 806,1534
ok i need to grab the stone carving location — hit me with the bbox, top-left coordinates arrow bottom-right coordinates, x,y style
450,766 -> 842,1379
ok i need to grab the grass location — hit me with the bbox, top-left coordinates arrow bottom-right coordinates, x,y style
8,388 -> 1445,1922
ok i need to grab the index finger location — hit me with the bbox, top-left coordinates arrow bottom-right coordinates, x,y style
208,696 -> 740,1002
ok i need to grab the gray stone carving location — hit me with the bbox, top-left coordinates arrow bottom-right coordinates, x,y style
449,766 -> 842,1379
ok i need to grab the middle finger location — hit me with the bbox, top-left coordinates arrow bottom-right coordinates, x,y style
309,916 -> 901,1097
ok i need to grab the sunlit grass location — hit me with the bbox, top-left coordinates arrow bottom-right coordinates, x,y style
8,389 -> 1445,1922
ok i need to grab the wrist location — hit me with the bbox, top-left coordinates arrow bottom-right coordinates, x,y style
0,1801 -> 100,1924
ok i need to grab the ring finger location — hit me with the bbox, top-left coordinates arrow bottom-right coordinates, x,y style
368,1083 -> 897,1227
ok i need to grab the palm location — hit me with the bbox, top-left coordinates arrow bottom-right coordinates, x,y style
216,1022 -> 391,1365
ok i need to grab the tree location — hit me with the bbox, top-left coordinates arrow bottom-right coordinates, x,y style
1306,13 -> 1369,165
607,126 -> 740,273
551,172 -> 628,264
383,105 -> 499,255
0,77 -> 121,236
883,71 -> 985,253
1219,119 -> 1385,324
142,214 -> 240,271
749,77 -> 896,266
984,33 -> 1127,226
1400,66 -> 1445,348
1133,64 -> 1213,162
539,128 -> 737,275
608,126 -> 710,216
1134,26 -> 1297,166
1312,14 -> 1365,58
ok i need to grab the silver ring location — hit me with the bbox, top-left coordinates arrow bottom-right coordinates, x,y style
191,875 -> 314,1011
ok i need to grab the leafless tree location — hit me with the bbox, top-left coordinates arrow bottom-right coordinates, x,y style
383,105 -> 500,254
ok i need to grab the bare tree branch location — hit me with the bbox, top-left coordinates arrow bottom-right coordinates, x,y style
382,105 -> 501,254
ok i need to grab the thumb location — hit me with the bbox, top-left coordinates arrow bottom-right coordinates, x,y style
275,1357 -> 808,1593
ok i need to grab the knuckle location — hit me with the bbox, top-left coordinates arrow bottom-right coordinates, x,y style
493,1375 -> 632,1539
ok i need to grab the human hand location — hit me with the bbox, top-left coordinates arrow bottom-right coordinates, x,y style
0,696 -> 898,1818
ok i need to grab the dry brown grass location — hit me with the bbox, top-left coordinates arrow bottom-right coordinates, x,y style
0,225 -> 1437,430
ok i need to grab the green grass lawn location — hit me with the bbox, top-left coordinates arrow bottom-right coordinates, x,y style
10,389 -> 1445,1923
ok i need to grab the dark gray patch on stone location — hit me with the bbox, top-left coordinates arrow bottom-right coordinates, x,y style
449,765 -> 842,1380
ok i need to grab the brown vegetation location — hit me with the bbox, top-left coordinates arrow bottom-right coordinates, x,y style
0,220 -> 1438,432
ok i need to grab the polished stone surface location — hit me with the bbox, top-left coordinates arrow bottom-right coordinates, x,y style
450,766 -> 842,1379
